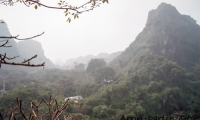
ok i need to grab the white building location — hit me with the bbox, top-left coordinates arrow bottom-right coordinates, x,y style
64,95 -> 83,101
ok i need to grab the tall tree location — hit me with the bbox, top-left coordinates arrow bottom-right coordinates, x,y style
94,66 -> 115,83
86,58 -> 106,75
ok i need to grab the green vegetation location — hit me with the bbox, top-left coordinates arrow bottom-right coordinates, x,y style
94,66 -> 115,83
1,3 -> 200,120
86,59 -> 106,75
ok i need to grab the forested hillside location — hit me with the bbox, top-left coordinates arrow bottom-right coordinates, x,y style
110,3 -> 200,71
1,3 -> 200,120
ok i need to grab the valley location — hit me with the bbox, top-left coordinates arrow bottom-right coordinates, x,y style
1,2 -> 200,120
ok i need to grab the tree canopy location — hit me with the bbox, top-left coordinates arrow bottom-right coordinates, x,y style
86,58 -> 106,75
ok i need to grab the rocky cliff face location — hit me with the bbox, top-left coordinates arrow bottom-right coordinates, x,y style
102,3 -> 200,116
145,3 -> 200,69
110,3 -> 200,72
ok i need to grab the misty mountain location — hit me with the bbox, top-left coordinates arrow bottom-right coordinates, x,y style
104,3 -> 200,116
16,40 -> 55,69
1,3 -> 200,119
0,20 -> 55,70
0,20 -> 20,59
110,3 -> 200,72
0,20 -> 24,70
61,51 -> 121,69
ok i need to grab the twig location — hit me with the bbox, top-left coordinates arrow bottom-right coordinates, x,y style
0,40 -> 12,47
0,53 -> 44,67
0,96 -> 71,120
0,32 -> 44,40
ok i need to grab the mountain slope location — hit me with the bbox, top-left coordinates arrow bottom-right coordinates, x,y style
110,3 -> 200,72
1,3 -> 200,119
81,3 -> 200,118
16,40 -> 55,69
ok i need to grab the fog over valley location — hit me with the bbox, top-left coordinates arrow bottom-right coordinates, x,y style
1,0 -> 200,63
1,1 -> 200,120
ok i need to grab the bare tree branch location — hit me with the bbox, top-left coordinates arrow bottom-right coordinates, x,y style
0,0 -> 108,67
0,40 -> 12,47
0,32 -> 45,68
0,53 -> 19,60
1,61 -> 45,67
0,53 -> 45,68
0,96 -> 70,120
1,0 -> 98,13
0,32 -> 44,40
21,55 -> 37,63
0,0 -> 108,23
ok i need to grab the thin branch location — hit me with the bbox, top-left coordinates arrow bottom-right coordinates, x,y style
22,55 -> 37,63
0,40 -> 12,47
1,0 -> 100,14
0,54 -> 19,60
22,0 -> 30,7
0,0 -> 18,5
26,0 -> 93,14
1,61 -> 45,67
0,53 -> 44,67
0,96 -> 71,120
76,1 -> 91,9
0,33 -> 45,68
0,32 -> 44,40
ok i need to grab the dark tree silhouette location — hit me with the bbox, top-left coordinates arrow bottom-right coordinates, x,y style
0,96 -> 72,120
86,58 -> 106,75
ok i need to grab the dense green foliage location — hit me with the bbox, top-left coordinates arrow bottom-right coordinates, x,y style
94,66 -> 116,83
1,55 -> 200,119
86,59 -> 106,75
1,3 -> 200,120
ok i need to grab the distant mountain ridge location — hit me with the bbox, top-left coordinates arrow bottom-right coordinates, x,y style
57,51 -> 122,69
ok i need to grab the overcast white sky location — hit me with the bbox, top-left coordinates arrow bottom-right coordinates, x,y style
0,0 -> 200,63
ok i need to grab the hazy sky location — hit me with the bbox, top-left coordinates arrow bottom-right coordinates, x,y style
0,0 -> 200,63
